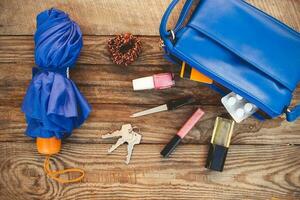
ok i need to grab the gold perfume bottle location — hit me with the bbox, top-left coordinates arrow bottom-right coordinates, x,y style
205,117 -> 235,171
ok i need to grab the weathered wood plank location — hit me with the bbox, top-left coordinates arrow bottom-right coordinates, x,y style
0,36 -> 168,65
248,0 -> 300,31
0,63 -> 224,105
0,1 -> 299,199
0,84 -> 220,107
0,143 -> 299,200
1,104 -> 299,144
0,0 -> 182,36
0,62 -> 223,106
0,63 -> 299,106
0,0 -> 299,35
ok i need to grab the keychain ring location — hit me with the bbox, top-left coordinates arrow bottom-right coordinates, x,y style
169,29 -> 175,40
132,126 -> 140,133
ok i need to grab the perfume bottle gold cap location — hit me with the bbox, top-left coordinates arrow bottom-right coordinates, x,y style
205,117 -> 235,171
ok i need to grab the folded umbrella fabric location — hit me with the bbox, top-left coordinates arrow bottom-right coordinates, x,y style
22,8 -> 91,139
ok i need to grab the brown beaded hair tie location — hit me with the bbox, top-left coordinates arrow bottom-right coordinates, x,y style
108,33 -> 142,66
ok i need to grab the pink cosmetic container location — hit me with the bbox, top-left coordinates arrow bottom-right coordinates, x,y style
132,73 -> 175,91
161,108 -> 205,157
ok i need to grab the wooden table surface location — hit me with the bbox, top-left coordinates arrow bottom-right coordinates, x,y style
0,0 -> 299,199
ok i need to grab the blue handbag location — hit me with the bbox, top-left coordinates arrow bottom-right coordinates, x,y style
160,0 -> 300,122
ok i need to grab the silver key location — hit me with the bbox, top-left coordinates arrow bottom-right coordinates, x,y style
101,124 -> 133,139
101,124 -> 142,164
125,131 -> 142,164
102,124 -> 133,153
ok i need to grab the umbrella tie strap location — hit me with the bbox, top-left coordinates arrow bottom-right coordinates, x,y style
32,67 -> 70,78
44,155 -> 85,184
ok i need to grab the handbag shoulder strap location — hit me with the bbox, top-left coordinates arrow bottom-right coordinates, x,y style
160,0 -> 194,48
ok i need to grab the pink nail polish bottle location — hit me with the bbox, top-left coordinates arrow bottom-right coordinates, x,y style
132,73 -> 175,91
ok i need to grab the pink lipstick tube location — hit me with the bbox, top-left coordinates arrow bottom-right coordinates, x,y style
132,73 -> 175,91
161,108 -> 205,157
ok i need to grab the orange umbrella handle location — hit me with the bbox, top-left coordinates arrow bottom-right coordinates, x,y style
36,137 -> 61,155
37,137 -> 85,183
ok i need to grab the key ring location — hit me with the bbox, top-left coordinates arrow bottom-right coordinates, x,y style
132,126 -> 140,134
169,29 -> 175,41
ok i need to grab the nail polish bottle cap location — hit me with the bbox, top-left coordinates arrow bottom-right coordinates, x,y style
132,76 -> 155,90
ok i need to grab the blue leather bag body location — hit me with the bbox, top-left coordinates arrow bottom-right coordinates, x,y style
160,0 -> 300,122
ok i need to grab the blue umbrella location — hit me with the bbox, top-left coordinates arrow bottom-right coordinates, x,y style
21,8 -> 91,183
22,8 -> 91,140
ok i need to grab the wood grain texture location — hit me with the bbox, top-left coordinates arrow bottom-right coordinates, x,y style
0,62 -> 220,107
0,104 -> 299,144
0,34 -> 299,106
0,0 -> 182,36
0,62 -> 299,105
0,38 -> 299,144
0,0 -> 300,199
0,36 -> 168,65
0,143 -> 299,200
0,0 -> 299,35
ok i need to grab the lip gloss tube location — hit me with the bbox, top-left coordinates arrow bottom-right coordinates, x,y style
160,108 -> 205,158
132,73 -> 175,91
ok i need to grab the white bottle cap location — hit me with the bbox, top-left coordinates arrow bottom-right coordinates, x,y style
227,97 -> 237,106
244,103 -> 253,113
236,108 -> 245,118
132,76 -> 155,91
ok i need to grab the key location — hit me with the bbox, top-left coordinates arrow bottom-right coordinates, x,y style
125,131 -> 142,164
102,124 -> 133,153
101,124 -> 133,139
108,137 -> 126,153
102,124 -> 142,164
